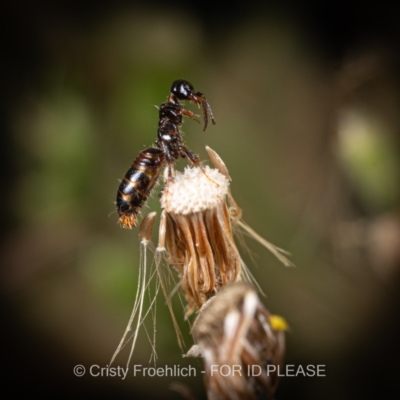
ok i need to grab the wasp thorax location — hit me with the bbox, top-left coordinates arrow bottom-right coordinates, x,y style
159,166 -> 241,314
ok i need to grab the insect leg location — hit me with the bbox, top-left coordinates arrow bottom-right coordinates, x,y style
180,145 -> 219,187
179,146 -> 201,167
180,107 -> 201,124
158,140 -> 176,181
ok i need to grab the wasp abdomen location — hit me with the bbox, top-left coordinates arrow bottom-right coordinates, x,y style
116,148 -> 165,228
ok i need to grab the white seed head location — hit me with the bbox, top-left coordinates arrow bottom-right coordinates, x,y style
161,166 -> 229,214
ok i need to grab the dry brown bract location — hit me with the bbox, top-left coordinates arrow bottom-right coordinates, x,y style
190,282 -> 287,400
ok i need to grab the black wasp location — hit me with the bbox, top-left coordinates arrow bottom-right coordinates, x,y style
116,80 -> 216,228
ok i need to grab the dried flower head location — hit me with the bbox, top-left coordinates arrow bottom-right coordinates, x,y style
158,164 -> 241,314
189,282 -> 287,400
156,147 -> 293,315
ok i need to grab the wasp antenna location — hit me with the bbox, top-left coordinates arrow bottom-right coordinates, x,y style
195,92 -> 215,131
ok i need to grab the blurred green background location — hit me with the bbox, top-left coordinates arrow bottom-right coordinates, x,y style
2,1 -> 400,399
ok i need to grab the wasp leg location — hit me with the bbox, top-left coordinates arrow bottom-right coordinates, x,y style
158,140 -> 175,208
167,164 -> 174,180
157,140 -> 175,180
162,164 -> 176,211
180,107 -> 201,124
180,146 -> 219,187
179,146 -> 201,167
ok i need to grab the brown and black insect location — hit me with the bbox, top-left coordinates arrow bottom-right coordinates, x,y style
116,80 -> 216,228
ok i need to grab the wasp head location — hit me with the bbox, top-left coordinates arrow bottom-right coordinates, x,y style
171,79 -> 199,103
171,79 -> 216,131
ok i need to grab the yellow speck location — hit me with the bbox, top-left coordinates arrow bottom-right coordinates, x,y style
269,315 -> 288,331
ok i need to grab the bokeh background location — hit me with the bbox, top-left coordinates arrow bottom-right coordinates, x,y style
2,1 -> 400,399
